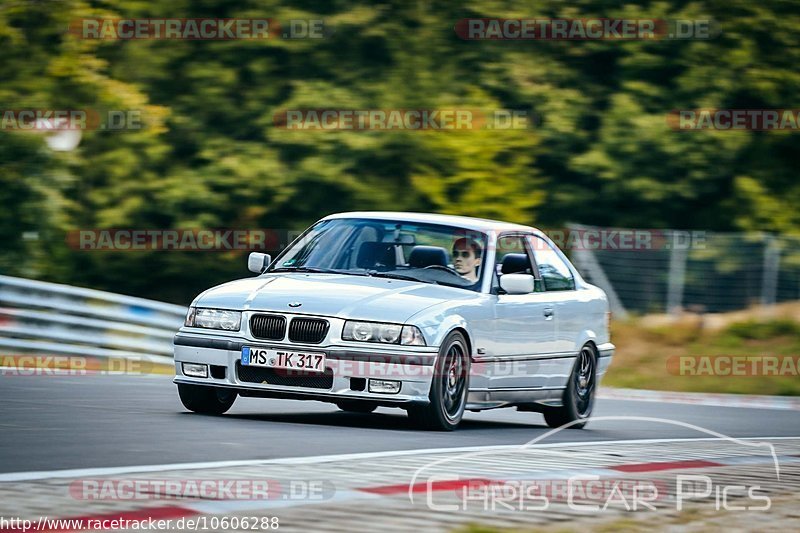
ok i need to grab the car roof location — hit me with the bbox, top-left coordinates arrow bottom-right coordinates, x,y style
322,211 -> 538,234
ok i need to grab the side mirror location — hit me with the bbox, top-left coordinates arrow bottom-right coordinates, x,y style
248,252 -> 272,273
499,273 -> 535,295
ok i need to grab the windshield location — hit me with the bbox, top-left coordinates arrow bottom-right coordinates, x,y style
268,218 -> 489,291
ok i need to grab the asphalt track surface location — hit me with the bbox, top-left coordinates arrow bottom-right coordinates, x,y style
1,373 -> 799,474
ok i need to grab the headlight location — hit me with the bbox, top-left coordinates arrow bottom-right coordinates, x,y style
185,307 -> 241,331
342,321 -> 426,346
400,325 -> 426,346
184,307 -> 197,327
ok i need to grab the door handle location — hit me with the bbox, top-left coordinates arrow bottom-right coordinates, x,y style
543,307 -> 554,320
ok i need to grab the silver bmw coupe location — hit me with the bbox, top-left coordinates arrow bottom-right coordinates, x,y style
174,212 -> 614,430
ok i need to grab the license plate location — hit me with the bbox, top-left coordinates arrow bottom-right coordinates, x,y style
241,347 -> 326,373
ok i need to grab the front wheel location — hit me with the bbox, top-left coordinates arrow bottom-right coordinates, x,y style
178,383 -> 237,415
407,331 -> 470,431
543,344 -> 597,429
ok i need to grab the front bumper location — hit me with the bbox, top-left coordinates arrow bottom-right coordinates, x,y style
173,332 -> 438,405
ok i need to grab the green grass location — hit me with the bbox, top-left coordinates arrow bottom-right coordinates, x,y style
603,316 -> 800,396
724,318 -> 800,340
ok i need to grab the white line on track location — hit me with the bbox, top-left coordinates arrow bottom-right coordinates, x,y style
599,387 -> 800,410
1,436 -> 798,483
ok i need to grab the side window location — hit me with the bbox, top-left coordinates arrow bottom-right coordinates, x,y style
529,236 -> 575,291
493,235 -> 534,290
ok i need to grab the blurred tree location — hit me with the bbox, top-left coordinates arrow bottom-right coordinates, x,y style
1,0 -> 799,302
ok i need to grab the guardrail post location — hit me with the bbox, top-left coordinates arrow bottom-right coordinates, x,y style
566,224 -> 629,320
666,231 -> 688,316
760,234 -> 780,308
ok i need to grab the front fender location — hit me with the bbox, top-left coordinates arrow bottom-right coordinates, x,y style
407,294 -> 492,357
410,311 -> 474,355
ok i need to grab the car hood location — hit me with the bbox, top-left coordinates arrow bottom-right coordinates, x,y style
194,274 -> 477,323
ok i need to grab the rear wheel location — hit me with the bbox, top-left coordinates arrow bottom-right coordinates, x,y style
178,384 -> 237,415
407,331 -> 470,431
543,344 -> 597,429
336,401 -> 378,413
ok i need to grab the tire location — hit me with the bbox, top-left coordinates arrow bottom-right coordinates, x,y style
178,383 -> 237,415
407,331 -> 470,431
543,344 -> 597,429
336,401 -> 378,414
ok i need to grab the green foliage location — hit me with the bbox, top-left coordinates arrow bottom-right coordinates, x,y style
1,0 -> 800,302
607,312 -> 800,396
725,319 -> 800,340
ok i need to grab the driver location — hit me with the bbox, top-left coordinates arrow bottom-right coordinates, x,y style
451,237 -> 482,282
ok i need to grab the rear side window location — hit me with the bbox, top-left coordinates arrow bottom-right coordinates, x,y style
529,236 -> 575,291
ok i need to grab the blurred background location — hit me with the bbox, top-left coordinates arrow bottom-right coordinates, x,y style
1,0 -> 799,309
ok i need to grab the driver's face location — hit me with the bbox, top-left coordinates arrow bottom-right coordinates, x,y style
452,247 -> 480,280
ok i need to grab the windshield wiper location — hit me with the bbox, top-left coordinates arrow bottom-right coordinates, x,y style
270,266 -> 370,276
367,271 -> 436,284
270,266 -> 348,274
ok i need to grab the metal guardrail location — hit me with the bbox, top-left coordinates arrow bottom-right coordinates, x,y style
0,275 -> 185,365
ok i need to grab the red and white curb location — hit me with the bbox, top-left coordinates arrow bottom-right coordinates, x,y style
0,459 -> 788,532
1,437 -> 797,532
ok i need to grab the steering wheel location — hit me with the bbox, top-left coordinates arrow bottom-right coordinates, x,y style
422,264 -> 462,276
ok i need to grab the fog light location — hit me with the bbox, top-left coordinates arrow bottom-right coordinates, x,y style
369,379 -> 401,394
182,363 -> 208,378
